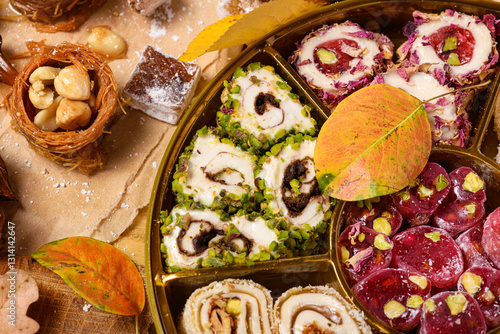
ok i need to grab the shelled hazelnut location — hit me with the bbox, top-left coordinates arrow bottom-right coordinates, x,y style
27,65 -> 95,132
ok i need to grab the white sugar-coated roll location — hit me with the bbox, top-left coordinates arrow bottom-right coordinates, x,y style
258,138 -> 330,229
175,132 -> 258,208
179,279 -> 275,334
220,63 -> 316,143
164,207 -> 228,269
274,286 -> 372,334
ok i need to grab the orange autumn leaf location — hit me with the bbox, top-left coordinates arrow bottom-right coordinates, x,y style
314,84 -> 432,201
31,236 -> 145,316
179,0 -> 323,61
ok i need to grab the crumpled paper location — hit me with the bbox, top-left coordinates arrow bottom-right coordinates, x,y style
0,0 -> 238,255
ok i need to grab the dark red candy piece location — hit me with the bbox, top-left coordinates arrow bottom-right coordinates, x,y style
457,266 -> 500,328
392,162 -> 451,227
455,222 -> 494,270
313,38 -> 359,75
344,197 -> 402,237
433,199 -> 485,237
428,25 -> 475,65
352,268 -> 431,331
391,225 -> 464,290
448,167 -> 486,203
418,291 -> 486,334
482,207 -> 500,269
337,223 -> 393,285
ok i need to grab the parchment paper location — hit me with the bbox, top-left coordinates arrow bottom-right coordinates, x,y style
0,0 -> 237,254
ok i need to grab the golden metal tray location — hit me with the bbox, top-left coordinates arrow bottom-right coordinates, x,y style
146,0 -> 500,333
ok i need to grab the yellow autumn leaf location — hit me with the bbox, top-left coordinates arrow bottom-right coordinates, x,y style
179,0 -> 323,61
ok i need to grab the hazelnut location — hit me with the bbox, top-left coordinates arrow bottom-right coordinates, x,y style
29,66 -> 61,85
56,98 -> 92,131
54,65 -> 91,101
34,96 -> 63,131
29,84 -> 54,110
87,26 -> 127,57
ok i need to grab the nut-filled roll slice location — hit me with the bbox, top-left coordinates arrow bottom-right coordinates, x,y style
172,127 -> 260,214
397,10 -> 498,87
256,136 -> 332,230
273,285 -> 372,334
218,63 -> 317,153
179,279 -> 275,334
161,206 -> 284,272
290,21 -> 393,109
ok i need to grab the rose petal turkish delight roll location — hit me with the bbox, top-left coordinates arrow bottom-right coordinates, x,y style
179,279 -> 275,334
172,128 -> 260,213
371,69 -> 472,146
273,285 -> 371,334
397,10 -> 498,87
218,63 -> 316,152
291,21 -> 393,108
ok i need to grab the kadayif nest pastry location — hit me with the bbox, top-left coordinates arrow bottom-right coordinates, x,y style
179,279 -> 275,334
274,285 -> 372,334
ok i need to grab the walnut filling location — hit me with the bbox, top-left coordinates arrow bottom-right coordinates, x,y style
255,92 -> 280,115
177,220 -> 224,255
282,158 -> 322,217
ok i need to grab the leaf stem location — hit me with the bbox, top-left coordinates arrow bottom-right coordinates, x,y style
421,80 -> 491,105
136,315 -> 139,334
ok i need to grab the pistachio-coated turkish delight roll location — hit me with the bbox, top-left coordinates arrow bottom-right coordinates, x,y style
274,285 -> 371,334
172,128 -> 260,213
218,63 -> 316,152
179,279 -> 275,334
257,137 -> 331,229
162,207 -> 228,271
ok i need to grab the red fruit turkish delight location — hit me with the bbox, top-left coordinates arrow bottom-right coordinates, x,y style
392,162 -> 451,227
455,223 -> 494,270
482,207 -> 500,269
344,197 -> 402,237
338,223 -> 393,285
352,268 -> 431,331
458,266 -> 500,328
418,291 -> 487,334
391,225 -> 464,290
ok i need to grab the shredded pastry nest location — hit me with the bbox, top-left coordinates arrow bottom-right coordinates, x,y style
8,42 -> 120,174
